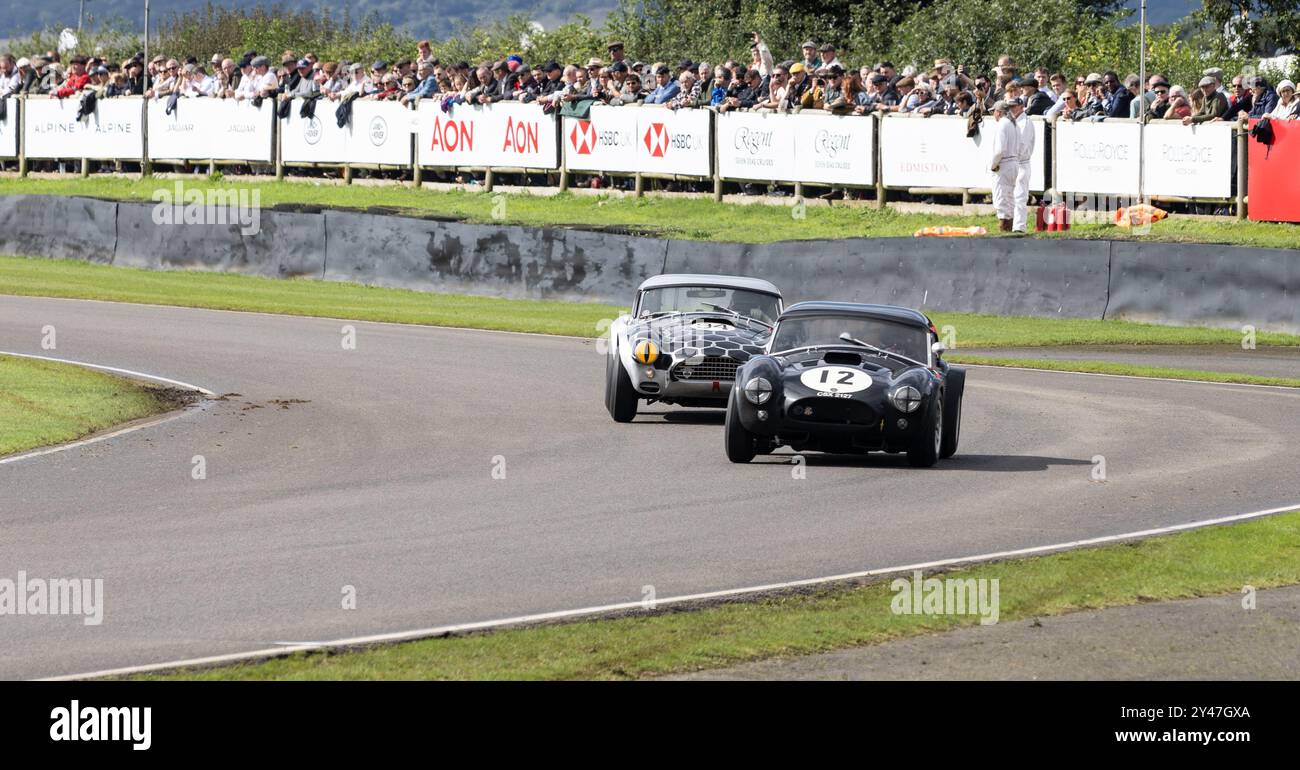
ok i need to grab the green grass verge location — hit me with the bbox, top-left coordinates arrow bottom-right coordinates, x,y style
0,354 -> 184,457
949,355 -> 1300,388
6,255 -> 1300,347
3,176 -> 1298,248
140,507 -> 1300,680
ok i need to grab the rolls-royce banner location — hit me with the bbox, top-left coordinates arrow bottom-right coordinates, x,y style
23,96 -> 144,159
563,105 -> 711,177
416,101 -> 558,169
880,115 -> 1046,192
1137,121 -> 1234,199
282,99 -> 414,165
716,111 -> 874,185
0,98 -> 17,158
147,98 -> 274,162
1054,119 -> 1141,196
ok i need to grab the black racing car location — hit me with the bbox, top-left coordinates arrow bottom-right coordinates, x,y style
724,301 -> 965,467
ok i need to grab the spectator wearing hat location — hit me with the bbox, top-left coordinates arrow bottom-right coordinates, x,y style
1130,74 -> 1169,119
988,99 -> 1020,232
817,43 -> 840,71
607,41 -> 628,65
251,56 -> 280,98
1071,73 -> 1106,120
798,41 -> 818,73
1183,76 -> 1229,124
1020,77 -> 1052,116
784,61 -> 812,108
1270,80 -> 1299,119
281,58 -> 319,100
54,55 -> 91,98
232,59 -> 258,99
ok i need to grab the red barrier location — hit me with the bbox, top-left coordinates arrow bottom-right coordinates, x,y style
1247,118 -> 1300,223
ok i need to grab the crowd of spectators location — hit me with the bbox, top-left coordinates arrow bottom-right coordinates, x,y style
3,35 -> 1298,125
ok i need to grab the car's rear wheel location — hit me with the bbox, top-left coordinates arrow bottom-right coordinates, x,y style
907,395 -> 942,468
605,347 -> 638,423
724,391 -> 757,463
940,368 -> 965,459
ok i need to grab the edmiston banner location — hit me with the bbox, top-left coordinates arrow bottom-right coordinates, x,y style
147,98 -> 274,162
881,114 -> 1046,192
23,96 -> 144,159
417,101 -> 558,169
563,104 -> 711,177
282,99 -> 415,165
716,111 -> 874,185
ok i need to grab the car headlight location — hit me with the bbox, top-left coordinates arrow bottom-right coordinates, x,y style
889,385 -> 922,413
744,376 -> 772,405
633,340 -> 659,364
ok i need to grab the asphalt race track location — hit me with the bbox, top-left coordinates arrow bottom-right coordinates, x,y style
3,295 -> 1299,679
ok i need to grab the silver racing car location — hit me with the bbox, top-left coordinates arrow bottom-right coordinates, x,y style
604,274 -> 784,422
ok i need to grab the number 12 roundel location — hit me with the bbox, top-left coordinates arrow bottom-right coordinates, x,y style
799,366 -> 873,394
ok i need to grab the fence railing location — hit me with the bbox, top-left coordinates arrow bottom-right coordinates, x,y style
0,94 -> 1255,216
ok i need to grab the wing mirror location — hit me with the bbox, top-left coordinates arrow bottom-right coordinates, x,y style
931,341 -> 947,355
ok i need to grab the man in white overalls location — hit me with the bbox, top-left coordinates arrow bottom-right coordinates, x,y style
988,100 -> 1019,233
1011,96 -> 1035,233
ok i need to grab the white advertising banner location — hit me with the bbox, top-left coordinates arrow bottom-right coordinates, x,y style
147,97 -> 273,162
880,115 -> 1046,192
0,98 -> 17,157
715,111 -> 874,185
1140,121 -> 1234,199
1054,119 -> 1141,196
23,96 -> 144,159
416,101 -> 558,169
281,99 -> 414,165
563,105 -> 711,177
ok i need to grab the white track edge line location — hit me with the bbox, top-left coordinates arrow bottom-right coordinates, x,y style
0,351 -> 213,467
39,501 -> 1300,681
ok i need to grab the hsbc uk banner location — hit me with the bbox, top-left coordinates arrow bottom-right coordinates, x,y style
564,105 -> 711,177
716,111 -> 875,185
416,100 -> 558,169
281,99 -> 414,165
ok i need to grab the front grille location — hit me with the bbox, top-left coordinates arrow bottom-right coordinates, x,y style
788,397 -> 879,426
672,356 -> 740,382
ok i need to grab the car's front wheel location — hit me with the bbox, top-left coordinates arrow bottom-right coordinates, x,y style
940,368 -> 965,459
907,395 -> 942,468
724,391 -> 757,463
605,348 -> 638,423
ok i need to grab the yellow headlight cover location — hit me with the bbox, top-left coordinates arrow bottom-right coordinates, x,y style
633,340 -> 659,364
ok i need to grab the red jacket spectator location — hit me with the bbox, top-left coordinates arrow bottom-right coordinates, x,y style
55,70 -> 89,98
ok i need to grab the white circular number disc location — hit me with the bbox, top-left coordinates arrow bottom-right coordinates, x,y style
800,366 -> 872,394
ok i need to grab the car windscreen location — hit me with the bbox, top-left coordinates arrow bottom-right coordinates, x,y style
638,287 -> 781,324
771,315 -> 930,362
